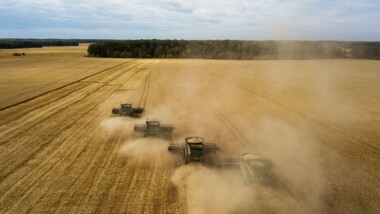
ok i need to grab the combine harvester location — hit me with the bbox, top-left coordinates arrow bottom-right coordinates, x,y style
219,153 -> 273,184
134,118 -> 174,138
168,136 -> 218,164
112,103 -> 144,117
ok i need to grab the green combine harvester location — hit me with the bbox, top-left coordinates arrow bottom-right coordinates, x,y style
168,136 -> 218,164
112,103 -> 144,117
134,119 -> 174,137
219,153 -> 273,184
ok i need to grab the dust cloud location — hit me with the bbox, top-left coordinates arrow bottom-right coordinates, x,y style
155,62 -> 328,213
171,163 -> 302,214
100,117 -> 134,133
142,62 -> 323,212
100,117 -> 176,165
100,114 -> 175,165
254,116 -> 325,213
101,60 -> 347,213
143,65 -> 236,143
167,115 -> 325,213
119,138 -> 176,165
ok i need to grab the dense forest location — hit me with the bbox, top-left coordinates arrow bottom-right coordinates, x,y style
0,39 -> 112,49
88,40 -> 380,60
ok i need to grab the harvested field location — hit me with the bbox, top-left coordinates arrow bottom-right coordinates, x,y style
0,46 -> 379,213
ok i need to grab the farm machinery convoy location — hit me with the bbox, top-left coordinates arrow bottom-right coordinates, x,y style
110,101 -> 272,184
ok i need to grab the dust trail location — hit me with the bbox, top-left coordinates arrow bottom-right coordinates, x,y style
143,66 -> 233,143
100,117 -> 135,133
171,164 -> 303,214
147,63 -> 325,212
100,117 -> 176,165
119,138 -> 176,165
239,116 -> 325,213
107,61 -> 331,213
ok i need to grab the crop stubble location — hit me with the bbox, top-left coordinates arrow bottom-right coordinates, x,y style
0,47 -> 379,213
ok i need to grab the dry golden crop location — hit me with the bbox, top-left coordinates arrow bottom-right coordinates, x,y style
0,46 -> 379,213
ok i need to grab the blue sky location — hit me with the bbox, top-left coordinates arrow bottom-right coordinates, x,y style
0,0 -> 379,40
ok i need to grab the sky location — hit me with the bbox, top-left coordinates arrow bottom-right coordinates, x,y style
0,0 -> 379,40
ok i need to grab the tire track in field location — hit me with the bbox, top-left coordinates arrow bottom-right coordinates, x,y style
132,62 -> 188,212
4,108 -> 120,214
3,104 -> 113,213
131,158 -> 161,213
115,60 -> 157,107
116,161 -> 140,213
30,130 -> 115,213
137,64 -> 154,108
0,61 -> 149,182
0,59 -> 120,107
0,83 -> 107,163
0,84 -> 116,184
54,132 -> 121,213
123,159 -> 154,213
94,157 -> 134,213
109,61 -> 152,86
0,85 -> 120,213
31,94 -> 134,213
2,59 -> 157,212
143,67 -> 187,213
0,60 -> 141,145
51,64 -> 157,213
81,60 -> 143,83
157,64 -> 247,152
0,81 -> 91,127
0,59 -> 153,212
0,84 -> 106,177
0,83 -> 104,144
99,60 -> 156,92
86,61 -> 181,213
3,57 -> 128,105
195,89 -> 250,148
0,59 -> 136,111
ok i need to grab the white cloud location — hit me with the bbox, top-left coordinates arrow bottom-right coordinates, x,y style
0,0 -> 379,40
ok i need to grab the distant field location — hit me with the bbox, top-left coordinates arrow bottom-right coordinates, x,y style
0,46 -> 379,213
0,46 -> 131,109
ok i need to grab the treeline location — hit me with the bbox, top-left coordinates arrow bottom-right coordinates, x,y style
0,39 -> 112,49
88,40 -> 380,60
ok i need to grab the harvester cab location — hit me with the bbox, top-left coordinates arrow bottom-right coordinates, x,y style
144,119 -> 161,136
120,103 -> 132,112
185,137 -> 205,163
134,118 -> 174,137
168,136 -> 218,164
112,103 -> 144,117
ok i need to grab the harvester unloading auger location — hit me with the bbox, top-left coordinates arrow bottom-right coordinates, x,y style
168,136 -> 218,164
134,118 -> 174,138
112,103 -> 144,117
